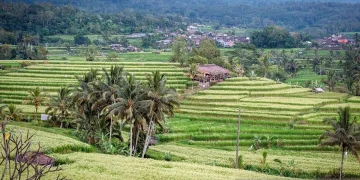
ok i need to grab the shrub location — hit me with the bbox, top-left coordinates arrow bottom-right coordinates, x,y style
19,61 -> 31,68
210,81 -> 217,86
238,155 -> 244,169
86,56 -> 95,61
164,151 -> 173,161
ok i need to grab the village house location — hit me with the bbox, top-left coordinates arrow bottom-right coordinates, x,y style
110,44 -> 140,53
316,34 -> 350,50
185,25 -> 250,48
156,39 -> 173,49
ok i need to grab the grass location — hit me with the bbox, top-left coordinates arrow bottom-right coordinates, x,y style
286,69 -> 325,86
149,144 -> 360,177
2,52 -> 360,178
1,125 -> 91,152
46,152 -> 287,180
0,60 -> 190,109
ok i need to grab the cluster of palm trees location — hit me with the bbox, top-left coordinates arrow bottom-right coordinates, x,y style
45,65 -> 179,157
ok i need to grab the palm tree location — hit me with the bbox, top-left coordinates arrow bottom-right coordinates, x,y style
258,53 -> 271,78
102,74 -> 150,156
322,70 -> 338,92
102,65 -> 124,86
22,87 -> 47,125
286,59 -> 299,77
319,107 -> 360,180
72,79 -> 100,144
141,71 -> 179,158
45,87 -> 72,128
91,81 -> 120,142
75,68 -> 99,83
3,104 -> 23,121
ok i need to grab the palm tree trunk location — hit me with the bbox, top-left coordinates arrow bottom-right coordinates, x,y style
340,147 -> 345,180
142,117 -> 153,158
129,119 -> 133,157
35,107 -> 39,126
109,116 -> 113,143
134,126 -> 140,156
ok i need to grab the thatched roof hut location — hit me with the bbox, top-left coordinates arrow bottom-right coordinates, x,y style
194,64 -> 231,82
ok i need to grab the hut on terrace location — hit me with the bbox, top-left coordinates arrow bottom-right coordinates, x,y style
193,64 -> 232,83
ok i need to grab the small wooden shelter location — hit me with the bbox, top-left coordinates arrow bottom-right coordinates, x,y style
17,152 -> 55,166
193,64 -> 231,82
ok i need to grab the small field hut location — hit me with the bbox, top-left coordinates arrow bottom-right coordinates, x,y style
193,64 -> 231,82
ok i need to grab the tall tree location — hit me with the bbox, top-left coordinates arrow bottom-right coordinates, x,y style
142,71 -> 179,157
45,87 -> 72,128
102,74 -> 150,156
258,53 -> 271,78
226,43 -> 260,71
102,65 -> 124,86
197,38 -> 221,62
72,81 -> 99,144
322,70 -> 338,92
22,87 -> 47,125
319,107 -> 360,180
170,36 -> 187,67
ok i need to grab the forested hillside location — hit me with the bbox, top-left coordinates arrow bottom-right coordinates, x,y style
6,0 -> 360,36
0,2 -> 187,43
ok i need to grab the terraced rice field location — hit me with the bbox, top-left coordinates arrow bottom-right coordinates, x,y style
1,60 -> 360,178
0,60 -> 189,111
149,77 -> 360,177
0,124 -> 286,180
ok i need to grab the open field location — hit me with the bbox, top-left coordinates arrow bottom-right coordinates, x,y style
1,56 -> 360,179
0,60 -> 190,108
149,76 -> 360,178
286,69 -> 325,86
48,152 -> 287,180
0,123 -> 289,180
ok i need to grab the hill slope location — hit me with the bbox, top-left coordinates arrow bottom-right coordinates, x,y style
149,77 -> 360,177
4,0 -> 360,34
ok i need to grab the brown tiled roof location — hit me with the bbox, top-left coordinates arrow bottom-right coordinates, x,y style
198,64 -> 231,75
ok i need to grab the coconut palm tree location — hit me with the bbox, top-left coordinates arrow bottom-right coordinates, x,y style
102,65 -> 124,86
72,79 -> 101,144
286,59 -> 299,78
102,74 -> 150,156
91,81 -> 121,142
322,70 -> 338,92
75,68 -> 100,83
22,87 -> 47,125
45,87 -> 72,128
319,107 -> 360,180
258,53 -> 271,78
3,104 -> 23,121
141,71 -> 179,158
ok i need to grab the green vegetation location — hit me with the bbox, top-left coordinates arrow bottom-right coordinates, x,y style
0,58 -> 360,179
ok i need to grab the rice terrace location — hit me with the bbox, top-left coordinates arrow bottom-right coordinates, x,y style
1,0 -> 360,179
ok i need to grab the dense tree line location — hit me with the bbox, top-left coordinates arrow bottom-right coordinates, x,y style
250,26 -> 302,48
8,0 -> 360,37
0,2 -> 187,43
